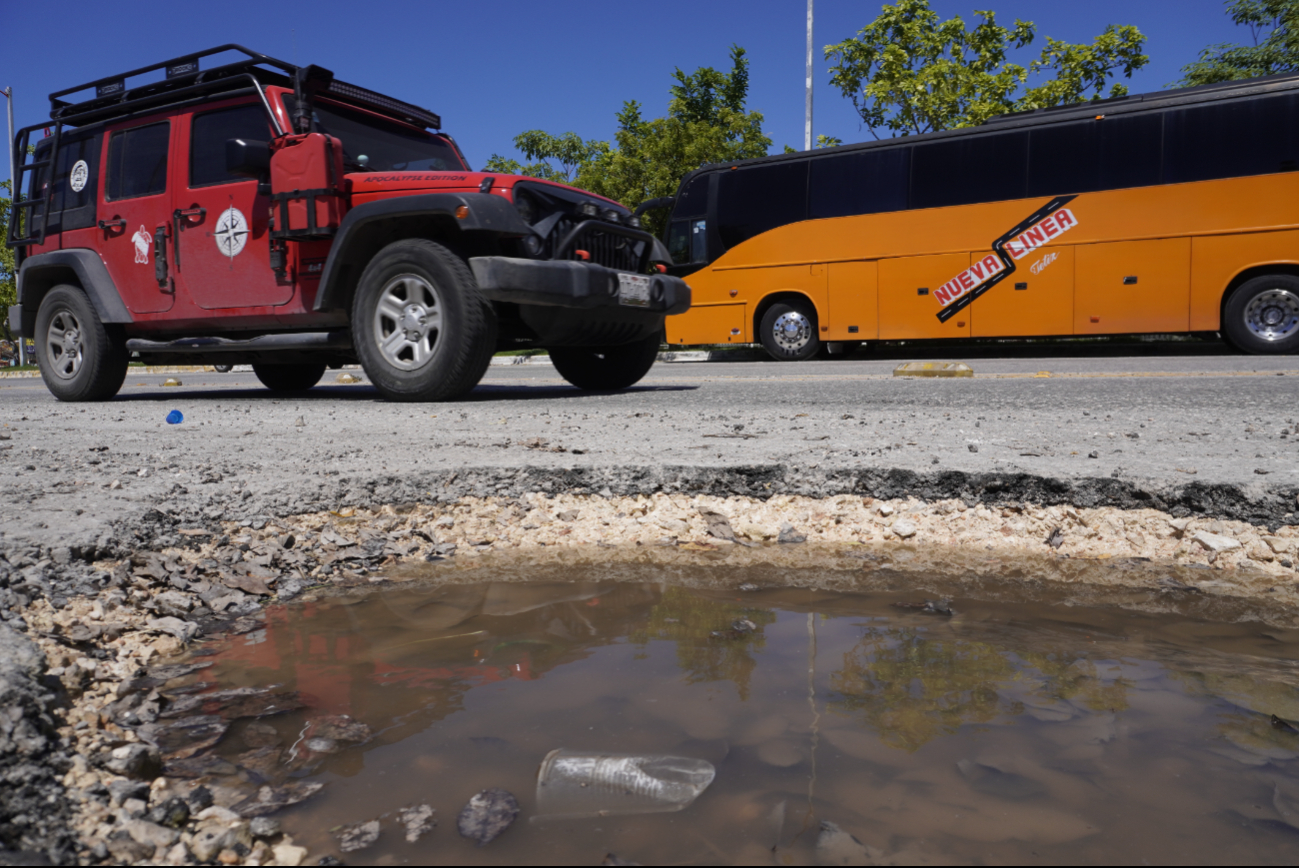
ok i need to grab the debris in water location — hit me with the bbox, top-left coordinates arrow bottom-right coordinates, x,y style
1272,714 -> 1299,734
233,781 -> 324,817
738,583 -> 760,592
457,787 -> 520,845
1046,527 -> 1064,549
535,750 -> 715,819
1157,576 -> 1202,594
892,600 -> 954,616
334,819 -> 381,852
710,618 -> 760,640
815,820 -> 882,865
956,759 -> 1047,800
399,804 -> 436,842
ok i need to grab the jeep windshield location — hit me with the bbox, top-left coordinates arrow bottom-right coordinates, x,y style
284,96 -> 466,172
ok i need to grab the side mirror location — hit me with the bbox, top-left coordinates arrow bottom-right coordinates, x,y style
226,138 -> 270,178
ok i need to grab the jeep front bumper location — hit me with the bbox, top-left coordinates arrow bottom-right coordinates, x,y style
468,257 -> 690,317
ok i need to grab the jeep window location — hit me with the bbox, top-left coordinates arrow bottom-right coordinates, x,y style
284,96 -> 464,172
191,104 -> 274,187
106,122 -> 170,200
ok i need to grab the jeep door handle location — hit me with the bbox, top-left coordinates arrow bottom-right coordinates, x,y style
98,218 -> 127,232
170,208 -> 205,272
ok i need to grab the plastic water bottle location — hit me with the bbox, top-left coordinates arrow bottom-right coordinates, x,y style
166,410 -> 183,425
534,749 -> 715,820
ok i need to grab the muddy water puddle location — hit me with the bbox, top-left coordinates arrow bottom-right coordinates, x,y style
180,559 -> 1299,864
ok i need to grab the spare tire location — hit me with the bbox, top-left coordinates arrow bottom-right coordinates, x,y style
549,334 -> 661,391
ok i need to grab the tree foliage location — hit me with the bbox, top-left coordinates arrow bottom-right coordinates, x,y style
484,46 -> 771,234
824,0 -> 1148,137
1176,0 -> 1299,86
0,181 -> 15,340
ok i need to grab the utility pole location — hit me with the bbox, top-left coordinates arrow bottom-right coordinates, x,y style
1,87 -> 20,367
805,0 -> 814,151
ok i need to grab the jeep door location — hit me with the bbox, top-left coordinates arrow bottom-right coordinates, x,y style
173,101 -> 290,310
98,118 -> 176,314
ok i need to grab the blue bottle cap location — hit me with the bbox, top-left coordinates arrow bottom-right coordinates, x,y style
166,410 -> 183,425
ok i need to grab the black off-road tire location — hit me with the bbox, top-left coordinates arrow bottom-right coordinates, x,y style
759,301 -> 820,361
34,285 -> 129,401
352,239 -> 497,402
1222,274 -> 1299,355
252,363 -> 326,392
549,333 -> 661,391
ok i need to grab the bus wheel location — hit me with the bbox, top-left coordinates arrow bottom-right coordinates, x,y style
550,333 -> 661,391
759,302 -> 819,361
1224,275 -> 1299,354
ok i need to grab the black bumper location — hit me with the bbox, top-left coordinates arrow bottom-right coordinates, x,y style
468,257 -> 691,317
7,305 -> 23,339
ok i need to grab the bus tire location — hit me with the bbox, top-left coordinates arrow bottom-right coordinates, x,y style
352,238 -> 497,402
759,301 -> 820,361
550,333 -> 661,391
34,285 -> 129,402
252,363 -> 326,392
1223,275 -> 1299,355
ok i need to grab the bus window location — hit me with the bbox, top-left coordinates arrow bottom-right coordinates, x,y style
911,131 -> 1027,209
808,147 -> 910,219
717,161 -> 808,250
691,220 -> 707,262
667,221 -> 691,263
1028,114 -> 1162,196
1164,94 -> 1299,184
666,219 -> 709,263
672,173 -> 710,219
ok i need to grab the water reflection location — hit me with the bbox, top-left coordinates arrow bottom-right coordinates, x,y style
182,568 -> 1299,866
829,627 -> 1014,751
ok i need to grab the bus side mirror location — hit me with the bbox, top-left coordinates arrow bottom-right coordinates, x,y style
226,138 -> 271,178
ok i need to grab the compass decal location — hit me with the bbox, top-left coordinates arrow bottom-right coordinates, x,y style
213,206 -> 249,260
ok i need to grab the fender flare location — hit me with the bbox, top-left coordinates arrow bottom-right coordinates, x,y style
16,250 -> 133,336
313,193 -> 531,312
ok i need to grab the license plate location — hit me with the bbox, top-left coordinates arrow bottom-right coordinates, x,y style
618,273 -> 651,307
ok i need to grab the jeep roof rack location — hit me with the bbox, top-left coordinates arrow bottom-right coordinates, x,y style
46,44 -> 441,130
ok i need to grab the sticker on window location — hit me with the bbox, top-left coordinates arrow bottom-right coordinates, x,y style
69,160 -> 89,193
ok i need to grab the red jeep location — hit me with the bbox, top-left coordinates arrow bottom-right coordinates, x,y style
6,46 -> 690,401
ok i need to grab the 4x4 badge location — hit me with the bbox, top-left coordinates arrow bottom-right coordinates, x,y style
213,206 -> 249,260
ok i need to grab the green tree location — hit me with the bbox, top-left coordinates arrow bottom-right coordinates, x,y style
1,180 -> 15,341
1176,0 -> 1299,86
483,131 -> 610,185
825,0 -> 1148,138
485,46 -> 772,235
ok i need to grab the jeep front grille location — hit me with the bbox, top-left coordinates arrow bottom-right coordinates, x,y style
549,216 -> 643,273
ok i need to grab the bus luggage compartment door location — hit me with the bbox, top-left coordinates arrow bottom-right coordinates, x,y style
878,253 -> 973,340
667,302 -> 747,345
972,246 -> 1074,338
826,261 -> 878,341
1075,238 -> 1191,334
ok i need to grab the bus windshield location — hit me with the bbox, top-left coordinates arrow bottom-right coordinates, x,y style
284,96 -> 465,172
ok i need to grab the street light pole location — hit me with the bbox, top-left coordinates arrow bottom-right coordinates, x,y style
1,87 -> 20,367
805,0 -> 814,151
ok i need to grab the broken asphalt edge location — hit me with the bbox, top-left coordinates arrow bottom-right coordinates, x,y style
1,460 -> 1296,862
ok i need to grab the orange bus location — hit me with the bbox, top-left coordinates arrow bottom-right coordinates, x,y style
657,73 -> 1299,360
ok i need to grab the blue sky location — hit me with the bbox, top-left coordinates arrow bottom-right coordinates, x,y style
0,0 -> 1259,186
